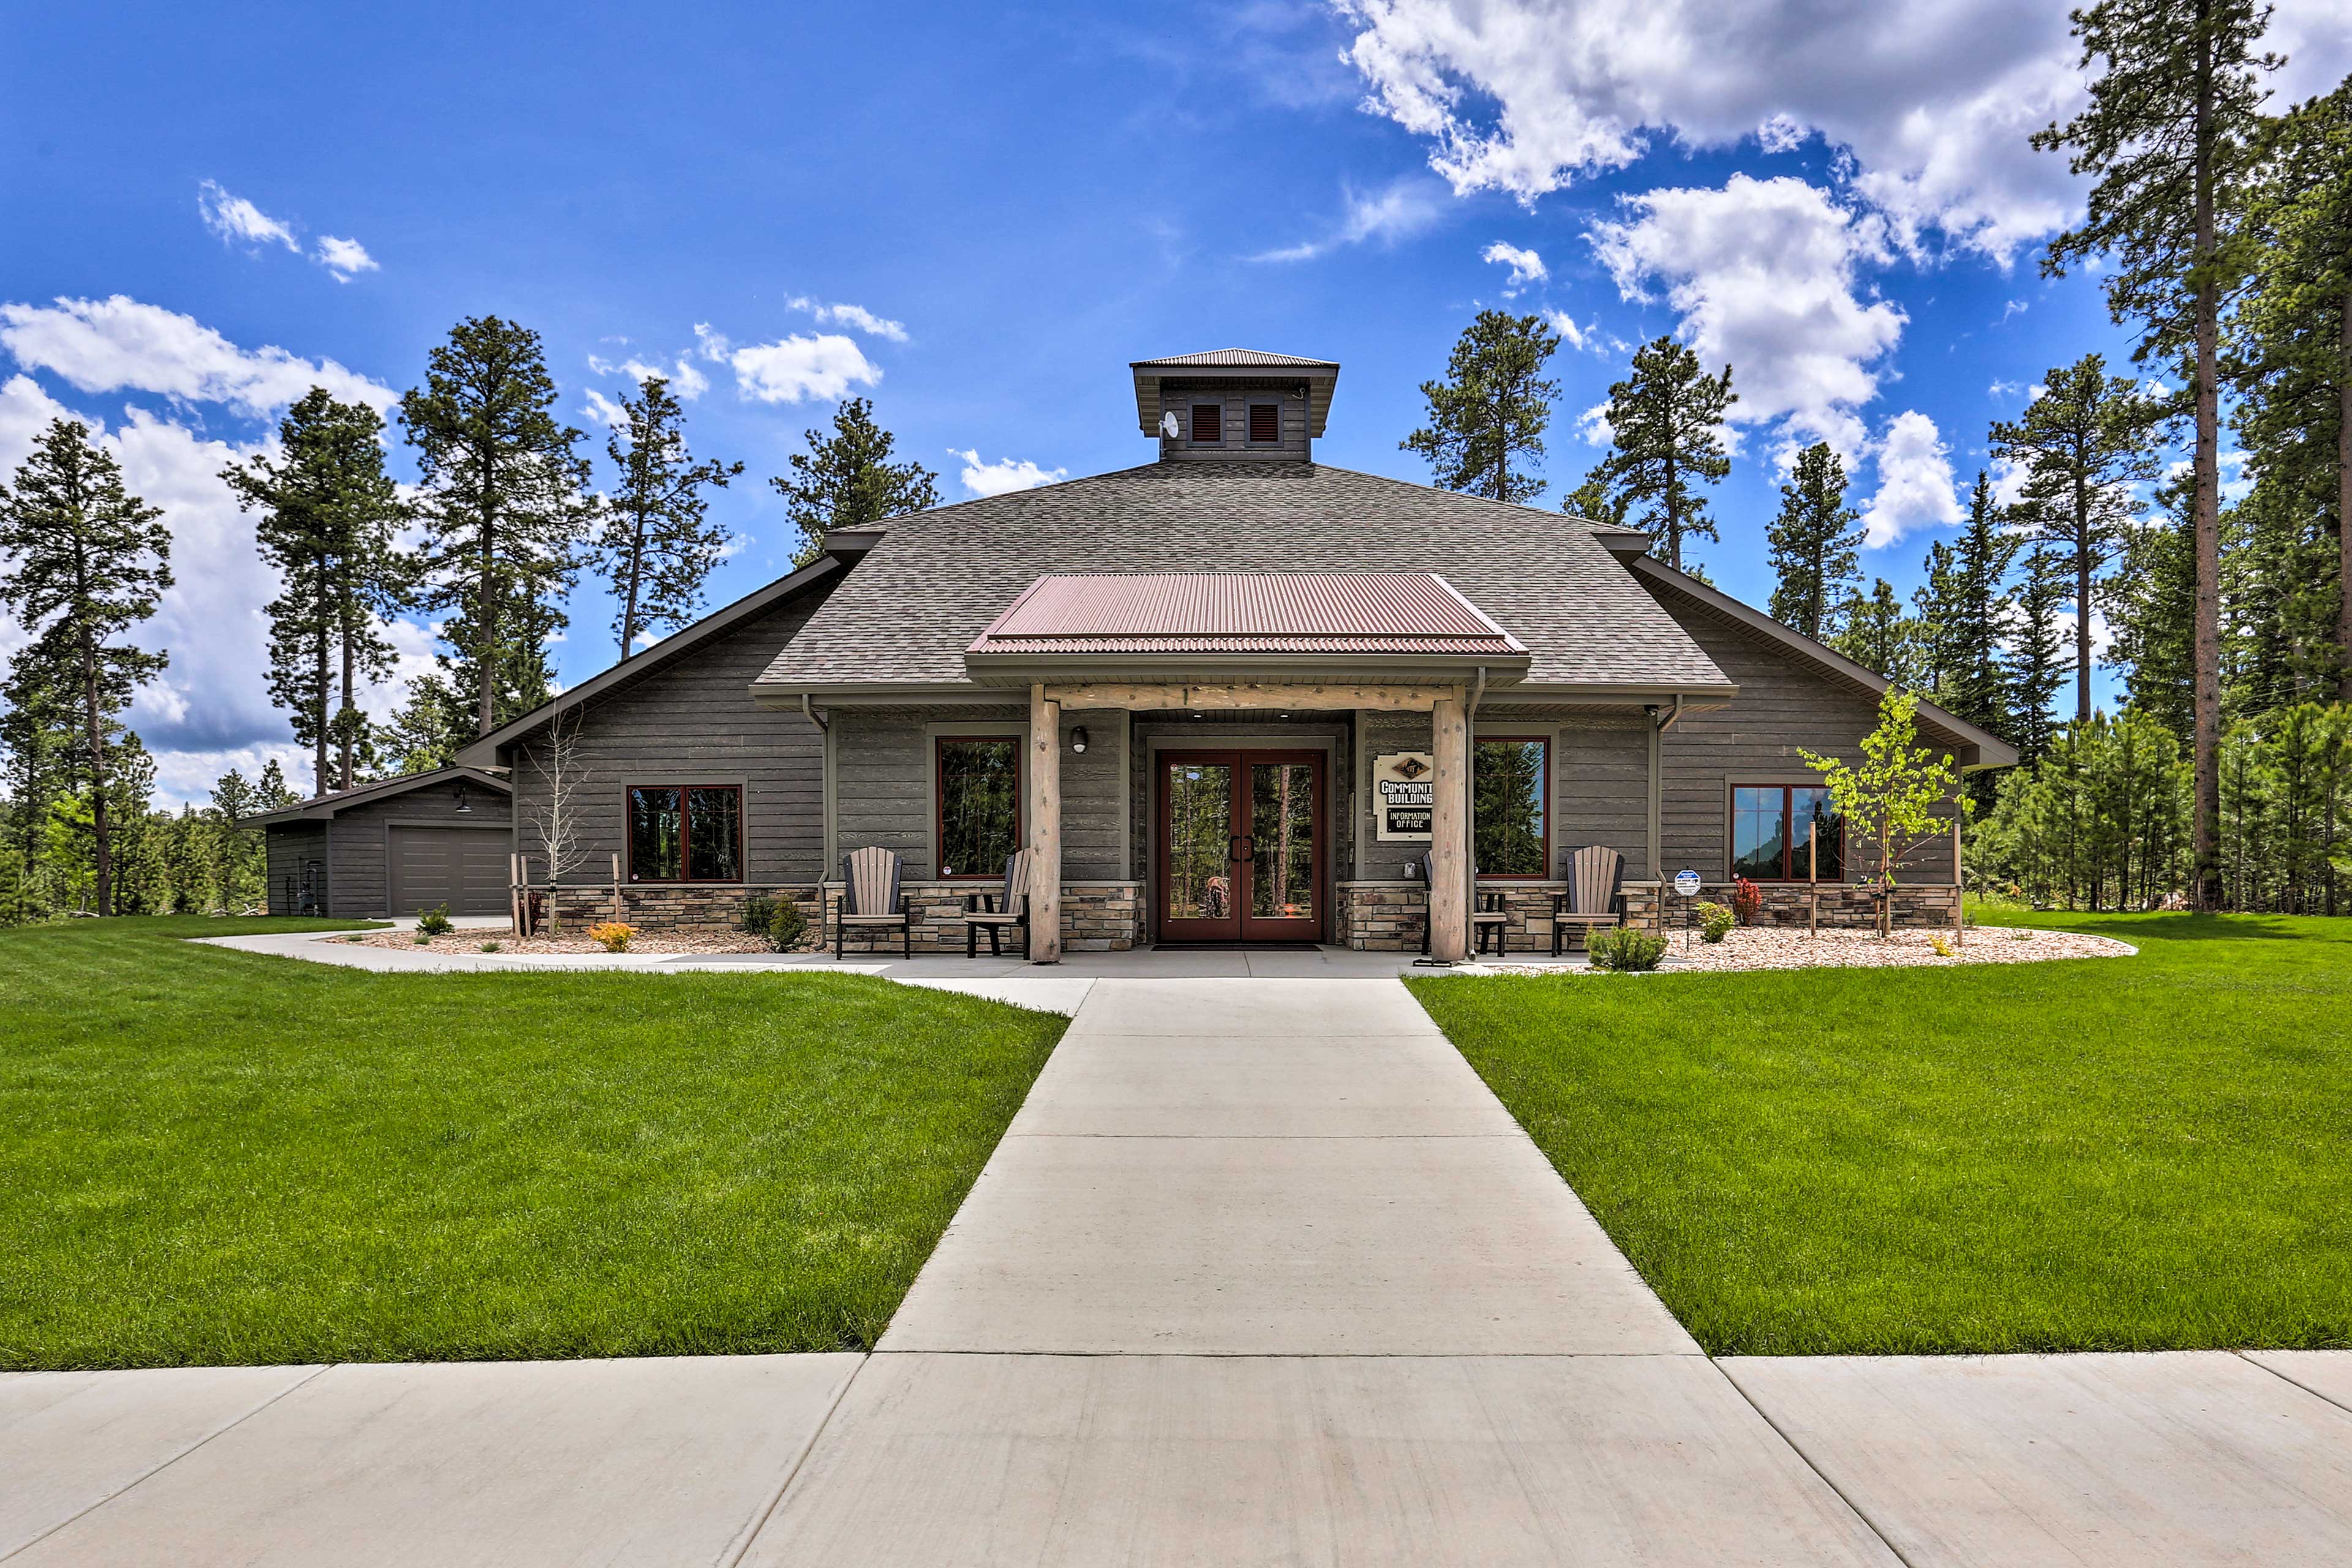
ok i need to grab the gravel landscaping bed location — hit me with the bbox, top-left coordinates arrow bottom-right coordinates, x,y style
350,929 -> 782,956
1493,925 -> 2135,975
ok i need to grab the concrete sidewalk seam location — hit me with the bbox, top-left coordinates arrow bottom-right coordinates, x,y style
861,1348 -> 1712,1360
1713,1360 -> 1923,1568
717,1352 -> 869,1568
0,1363 -> 331,1566
2235,1349 -> 2352,1420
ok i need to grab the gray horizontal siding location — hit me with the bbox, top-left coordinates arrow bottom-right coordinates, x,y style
265,823 -> 328,914
1154,379 -> 1313,464
1547,717 -> 1650,882
507,592 -> 829,886
830,705 -> 1127,881
1656,592 -> 1957,883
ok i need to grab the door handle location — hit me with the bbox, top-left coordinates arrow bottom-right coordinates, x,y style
1229,835 -> 1254,864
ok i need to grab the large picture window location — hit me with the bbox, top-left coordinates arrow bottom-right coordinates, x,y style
1731,785 -> 1842,881
628,785 -> 742,882
1474,736 -> 1550,878
937,736 -> 1022,880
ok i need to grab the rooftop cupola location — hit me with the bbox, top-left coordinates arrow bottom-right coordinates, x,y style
1130,349 -> 1339,465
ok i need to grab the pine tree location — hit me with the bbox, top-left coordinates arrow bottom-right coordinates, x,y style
399,317 -> 592,740
2106,476 -> 2201,736
1561,464 -> 1631,526
1833,578 -> 1926,687
224,389 -> 410,794
0,420 -> 172,916
2233,80 -> 2352,701
2035,0 -> 2278,908
1988,355 -> 2160,725
1400,310 -> 1561,504
594,376 -> 744,660
382,596 -> 562,773
1590,335 -> 1735,573
771,397 -> 940,568
2008,545 -> 2073,767
1765,442 -> 1861,641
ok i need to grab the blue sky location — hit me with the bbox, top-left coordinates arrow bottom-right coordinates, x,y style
4,0 -> 2350,801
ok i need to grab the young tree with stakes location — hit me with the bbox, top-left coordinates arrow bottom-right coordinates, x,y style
2035,0 -> 2278,908
772,397 -> 939,568
1400,309 -> 1561,504
1802,687 -> 1965,935
1589,335 -> 1736,573
525,707 -> 591,932
399,317 -> 593,742
1766,441 -> 1863,641
224,388 -> 410,794
0,420 -> 172,917
594,375 -> 744,660
1989,355 -> 2161,725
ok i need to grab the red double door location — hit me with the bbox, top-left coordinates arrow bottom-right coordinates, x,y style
1155,750 -> 1324,943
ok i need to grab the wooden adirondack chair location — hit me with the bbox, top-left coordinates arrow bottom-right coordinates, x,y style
1551,846 -> 1627,956
957,848 -> 1033,958
834,845 -> 912,959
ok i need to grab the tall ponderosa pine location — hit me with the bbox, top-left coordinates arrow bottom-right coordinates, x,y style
594,376 -> 744,660
1765,442 -> 1861,641
2035,0 -> 2277,907
1834,578 -> 1926,688
2233,81 -> 2352,700
224,389 -> 410,794
2106,478 -> 2201,735
772,397 -> 940,568
0,420 -> 172,916
2008,545 -> 2073,767
1914,473 -> 2021,739
399,317 -> 592,739
381,595 -> 564,774
1988,355 -> 2160,725
1590,335 -> 1735,573
1401,310 -> 1561,504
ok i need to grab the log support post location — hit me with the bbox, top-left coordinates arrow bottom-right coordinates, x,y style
1030,684 -> 1063,963
1428,690 -> 1469,963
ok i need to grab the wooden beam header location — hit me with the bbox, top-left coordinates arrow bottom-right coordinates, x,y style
1039,680 -> 1458,712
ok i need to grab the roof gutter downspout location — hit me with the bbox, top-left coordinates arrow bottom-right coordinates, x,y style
800,693 -> 829,733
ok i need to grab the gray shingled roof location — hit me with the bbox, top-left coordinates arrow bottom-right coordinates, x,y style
756,463 -> 1730,692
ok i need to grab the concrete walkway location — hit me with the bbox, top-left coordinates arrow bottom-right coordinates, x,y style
9,975 -> 2352,1564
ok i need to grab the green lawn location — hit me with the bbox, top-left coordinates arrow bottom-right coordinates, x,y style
1409,911 -> 2352,1355
0,918 -> 1065,1370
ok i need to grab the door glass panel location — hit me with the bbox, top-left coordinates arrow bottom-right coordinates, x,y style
1165,763 -> 1234,922
1250,763 -> 1316,920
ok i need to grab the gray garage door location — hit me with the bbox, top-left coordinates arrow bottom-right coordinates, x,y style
388,826 -> 511,916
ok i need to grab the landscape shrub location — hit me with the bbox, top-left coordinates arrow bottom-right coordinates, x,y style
1588,924 -> 1668,971
740,893 -> 776,935
1730,876 -> 1763,924
415,903 -> 453,937
765,895 -> 808,952
1696,901 -> 1735,943
588,921 -> 635,953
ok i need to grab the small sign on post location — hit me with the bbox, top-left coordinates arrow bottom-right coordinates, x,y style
1673,869 -> 1700,952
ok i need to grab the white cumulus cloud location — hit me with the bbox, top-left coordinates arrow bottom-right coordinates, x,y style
197,181 -> 298,252
1860,410 -> 1962,546
0,295 -> 394,417
1332,0 -> 2128,262
728,333 -> 880,404
1481,239 -> 1547,291
952,449 -> 1068,498
1591,175 -> 1902,459
313,236 -> 379,282
783,297 -> 909,342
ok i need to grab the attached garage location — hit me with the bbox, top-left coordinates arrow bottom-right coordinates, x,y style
244,766 -> 514,919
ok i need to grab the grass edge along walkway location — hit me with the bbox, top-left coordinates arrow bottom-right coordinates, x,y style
1408,911 -> 2352,1357
0,917 -> 1066,1370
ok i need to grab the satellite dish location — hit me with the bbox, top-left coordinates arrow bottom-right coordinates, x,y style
1160,411 -> 1180,438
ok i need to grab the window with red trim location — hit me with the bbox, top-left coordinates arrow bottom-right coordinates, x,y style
627,785 -> 741,882
1730,785 -> 1843,881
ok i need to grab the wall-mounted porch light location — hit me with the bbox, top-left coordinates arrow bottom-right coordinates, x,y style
453,780 -> 472,814
1068,725 -> 1089,755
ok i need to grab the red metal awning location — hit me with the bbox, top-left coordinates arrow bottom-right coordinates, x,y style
967,573 -> 1527,657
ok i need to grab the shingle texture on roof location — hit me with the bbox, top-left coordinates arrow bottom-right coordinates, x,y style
969,572 -> 1526,657
758,463 -> 1727,690
1131,349 -> 1340,369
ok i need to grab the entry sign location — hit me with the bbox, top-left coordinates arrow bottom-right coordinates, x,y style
1673,869 -> 1702,898
1373,752 -> 1434,842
